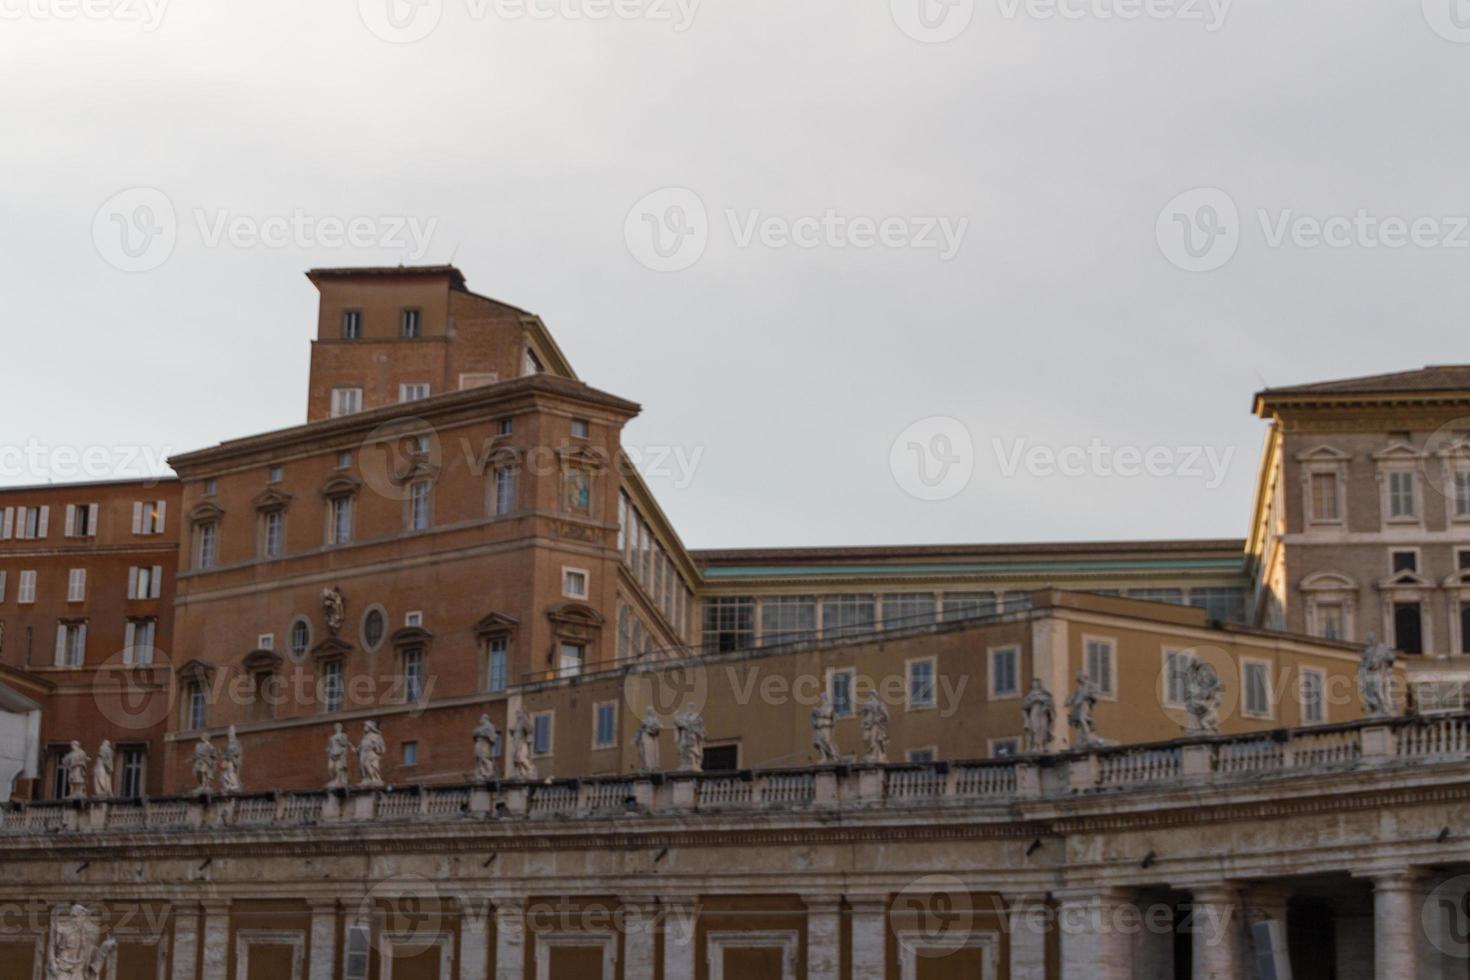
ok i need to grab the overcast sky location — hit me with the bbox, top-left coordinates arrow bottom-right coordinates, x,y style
2,0 -> 1467,550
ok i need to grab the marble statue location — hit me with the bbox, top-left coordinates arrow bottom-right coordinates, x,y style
472,714 -> 499,782
1359,634 -> 1397,719
1021,680 -> 1055,753
1185,661 -> 1222,736
674,703 -> 705,772
191,736 -> 217,795
63,742 -> 89,800
633,707 -> 662,771
321,586 -> 346,635
326,723 -> 353,789
92,741 -> 113,799
219,726 -> 243,794
811,693 -> 842,764
45,904 -> 114,980
357,721 -> 385,787
509,710 -> 537,780
1067,671 -> 1101,749
859,694 -> 890,764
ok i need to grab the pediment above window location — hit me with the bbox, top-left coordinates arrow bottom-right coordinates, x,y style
188,503 -> 226,524
178,659 -> 215,684
321,475 -> 362,499
1301,571 -> 1358,592
391,625 -> 435,650
253,488 -> 294,512
1378,569 -> 1431,590
1294,445 -> 1351,463
243,650 -> 283,673
557,445 -> 609,470
311,636 -> 354,661
1435,436 -> 1470,459
1372,442 -> 1426,462
473,612 -> 521,639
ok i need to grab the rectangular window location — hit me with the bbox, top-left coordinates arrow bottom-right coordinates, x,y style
1394,602 -> 1424,654
55,622 -> 86,667
262,511 -> 284,559
829,668 -> 855,717
1310,472 -> 1340,521
562,568 -> 589,599
498,417 -> 514,437
1389,470 -> 1418,519
524,348 -> 544,375
65,504 -> 98,538
1189,588 -> 1247,624
330,387 -> 363,418
702,597 -> 755,652
196,522 -> 218,570
18,570 -> 36,604
130,500 -> 165,535
345,928 -> 370,980
532,712 -> 553,755
989,646 -> 1020,698
907,658 -> 936,709
409,481 -> 431,531
402,648 -> 424,702
571,418 -> 590,439
17,506 -> 49,540
67,569 -> 86,602
822,594 -> 877,639
1300,669 -> 1326,724
990,738 -> 1021,759
1163,650 -> 1194,707
399,382 -> 431,403
487,638 -> 509,692
0,570 -> 6,602
51,752 -> 67,800
558,642 -> 584,677
1456,469 -> 1470,518
186,683 -> 206,730
330,497 -> 353,545
1317,602 -> 1345,641
594,701 -> 617,748
1129,588 -> 1186,605
942,592 -> 997,622
761,595 -> 817,645
341,310 -> 362,339
1084,638 -> 1116,696
882,593 -> 937,629
125,620 -> 157,665
401,308 -> 421,338
128,565 -> 164,600
1392,550 -> 1419,574
402,742 -> 418,767
907,748 -> 936,764
119,748 -> 145,799
322,660 -> 343,713
268,464 -> 284,483
1243,661 -> 1271,718
0,507 -> 11,539
492,466 -> 517,516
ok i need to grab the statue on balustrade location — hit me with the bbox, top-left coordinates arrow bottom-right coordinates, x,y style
633,707 -> 662,771
219,726 -> 244,794
63,742 -> 89,800
1021,680 -> 1055,753
473,715 -> 500,781
44,903 -> 114,980
509,710 -> 538,780
358,721 -> 386,787
860,694 -> 890,764
92,741 -> 113,799
811,693 -> 843,764
1067,671 -> 1102,749
1185,661 -> 1222,735
1359,634 -> 1397,719
326,723 -> 353,789
190,736 -> 217,795
674,703 -> 705,772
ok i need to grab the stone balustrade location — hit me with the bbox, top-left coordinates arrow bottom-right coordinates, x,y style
8,712 -> 1468,836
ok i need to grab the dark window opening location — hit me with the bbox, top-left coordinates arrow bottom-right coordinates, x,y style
1395,602 -> 1424,655
702,744 -> 739,772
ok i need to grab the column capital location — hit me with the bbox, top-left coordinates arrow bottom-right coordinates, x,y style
845,895 -> 888,913
801,894 -> 843,911
200,899 -> 233,916
1052,885 -> 1137,907
306,898 -> 339,914
1184,882 -> 1242,906
1356,868 -> 1430,892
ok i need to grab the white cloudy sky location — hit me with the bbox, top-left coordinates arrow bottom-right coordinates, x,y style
2,0 -> 1467,549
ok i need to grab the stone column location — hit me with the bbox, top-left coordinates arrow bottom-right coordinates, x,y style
493,897 -> 525,980
1372,873 -> 1423,979
200,900 -> 231,980
170,903 -> 199,980
1057,889 -> 1134,980
1006,894 -> 1049,980
457,897 -> 491,980
1190,885 -> 1242,980
661,899 -> 698,980
803,895 -> 841,980
849,897 -> 887,980
620,898 -> 657,980
307,900 -> 338,980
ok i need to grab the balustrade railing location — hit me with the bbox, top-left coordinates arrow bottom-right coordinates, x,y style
6,713 -> 1469,835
